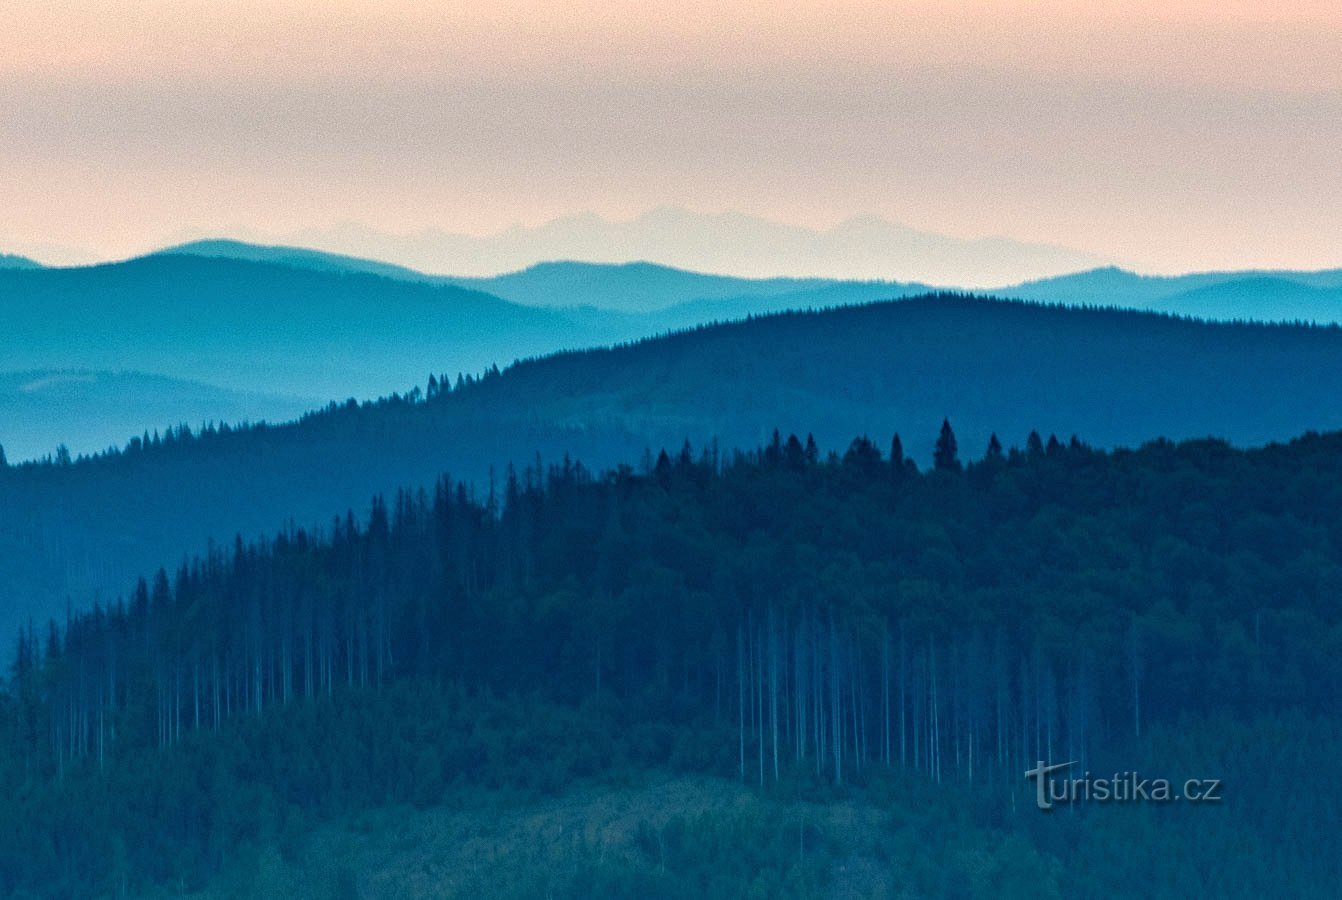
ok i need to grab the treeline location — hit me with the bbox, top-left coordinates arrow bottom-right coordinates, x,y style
10,423 -> 1342,783
10,293 -> 1342,655
5,425 -> 1342,893
0,365 -> 494,472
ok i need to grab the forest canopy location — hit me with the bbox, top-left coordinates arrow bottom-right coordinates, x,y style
2,425 -> 1341,896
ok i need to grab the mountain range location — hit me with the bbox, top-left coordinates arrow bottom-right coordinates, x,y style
173,207 -> 1107,283
4,241 -> 1342,463
161,238 -> 1342,321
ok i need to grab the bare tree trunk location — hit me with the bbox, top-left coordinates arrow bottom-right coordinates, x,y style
830,615 -> 842,785
769,606 -> 780,782
737,624 -> 745,782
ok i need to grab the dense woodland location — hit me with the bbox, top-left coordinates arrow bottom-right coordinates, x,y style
2,424 -> 1341,896
8,294 -> 1342,651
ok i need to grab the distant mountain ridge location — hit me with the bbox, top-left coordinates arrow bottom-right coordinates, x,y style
156,238 -> 1342,322
187,207 -> 1107,283
999,266 -> 1342,325
157,240 -> 924,314
6,239 -> 1342,464
457,260 -> 833,313
0,253 -> 614,400
157,239 -> 432,283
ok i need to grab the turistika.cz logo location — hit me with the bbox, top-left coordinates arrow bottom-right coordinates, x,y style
1024,760 -> 1223,811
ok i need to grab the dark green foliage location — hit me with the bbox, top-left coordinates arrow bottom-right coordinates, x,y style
10,293 -> 1342,644
2,429 -> 1342,895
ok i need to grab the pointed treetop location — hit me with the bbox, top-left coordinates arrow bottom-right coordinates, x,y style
934,419 -> 960,471
986,433 -> 1003,460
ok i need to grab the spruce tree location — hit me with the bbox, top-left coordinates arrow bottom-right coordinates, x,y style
804,434 -> 820,466
985,433 -> 1003,461
933,419 -> 960,471
1026,431 -> 1045,458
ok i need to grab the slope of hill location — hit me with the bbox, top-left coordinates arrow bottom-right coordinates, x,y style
457,260 -> 836,313
7,430 -> 1342,897
156,239 -> 434,283
1006,265 -> 1342,319
161,240 -> 919,315
5,295 -> 1342,643
0,253 -> 42,270
1,251 -> 919,461
1157,277 -> 1342,324
0,254 -> 626,402
160,238 -> 1342,324
0,371 -> 317,462
645,280 -> 934,330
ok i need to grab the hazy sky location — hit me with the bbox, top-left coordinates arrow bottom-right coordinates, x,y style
2,1 -> 1340,275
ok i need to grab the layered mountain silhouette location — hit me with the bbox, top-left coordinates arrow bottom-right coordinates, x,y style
1002,266 -> 1342,321
159,239 -> 925,314
0,254 -> 620,403
7,243 -> 1342,465
0,250 -> 921,459
194,207 -> 1106,283
5,295 -> 1342,644
161,238 -> 1342,322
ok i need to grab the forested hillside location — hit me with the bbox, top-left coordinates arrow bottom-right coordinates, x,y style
6,295 -> 1342,645
3,429 -> 1340,896
0,371 -> 316,462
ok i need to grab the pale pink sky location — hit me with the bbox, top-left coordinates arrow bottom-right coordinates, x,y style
2,1 -> 1340,275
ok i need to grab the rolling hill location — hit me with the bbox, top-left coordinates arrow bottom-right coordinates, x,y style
5,294 -> 1342,644
459,261 -> 848,313
0,253 -> 639,404
1004,265 -> 1342,321
154,239 -> 433,283
160,238 -> 1342,324
0,254 -> 42,270
0,371 -> 317,462
2,250 -> 925,462
160,240 -> 923,315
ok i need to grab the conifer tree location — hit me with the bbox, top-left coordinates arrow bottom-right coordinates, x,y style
933,419 -> 960,471
1026,431 -> 1045,458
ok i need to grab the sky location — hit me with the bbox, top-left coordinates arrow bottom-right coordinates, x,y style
2,1 -> 1340,277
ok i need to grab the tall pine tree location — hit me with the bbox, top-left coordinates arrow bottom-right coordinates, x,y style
933,419 -> 960,472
